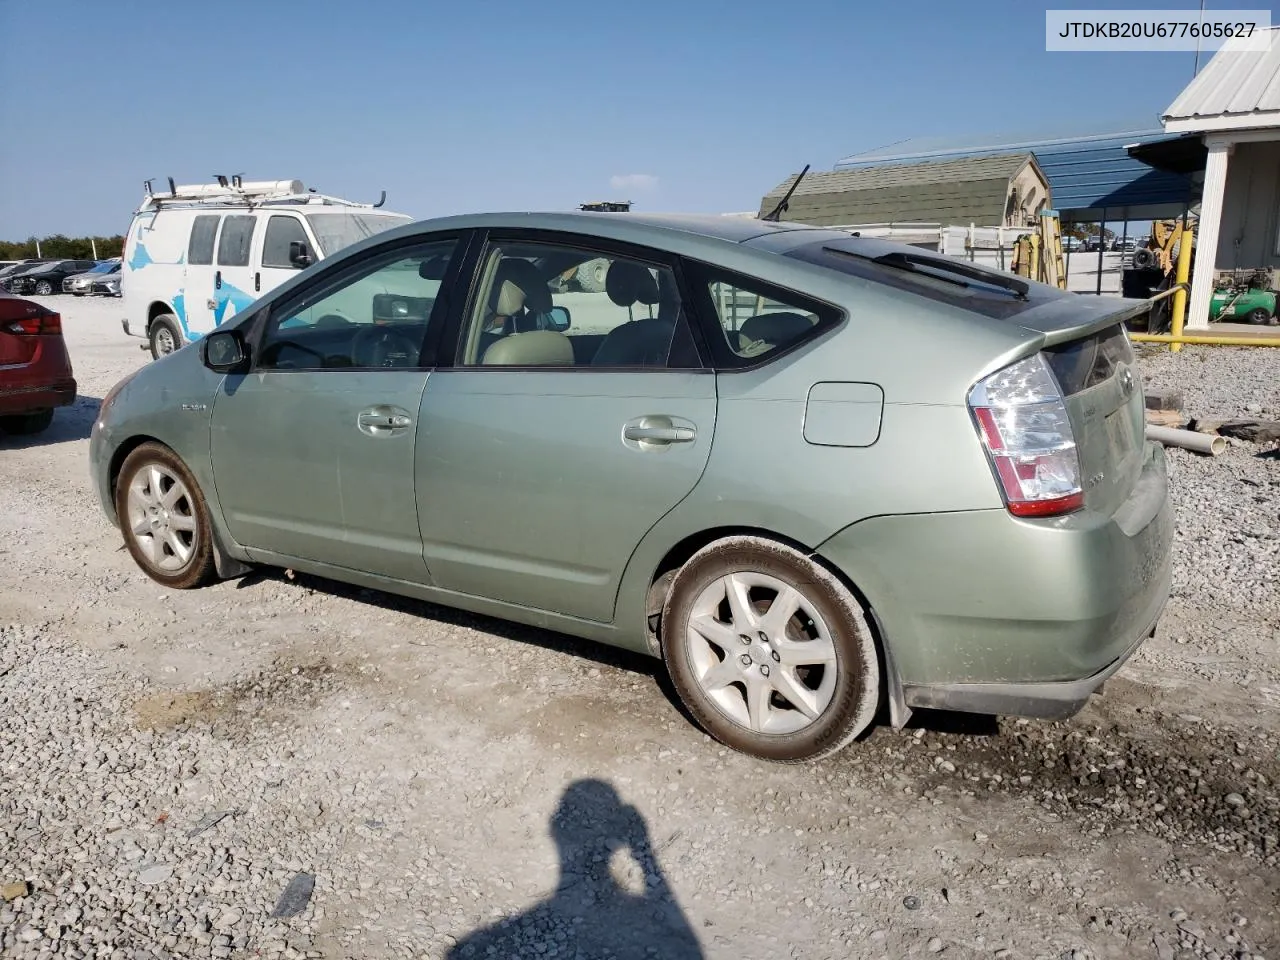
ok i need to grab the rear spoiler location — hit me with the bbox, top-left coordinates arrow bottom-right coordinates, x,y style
1012,294 -> 1154,347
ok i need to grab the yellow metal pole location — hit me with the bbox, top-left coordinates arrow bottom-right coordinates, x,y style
1169,219 -> 1194,353
1130,333 -> 1280,346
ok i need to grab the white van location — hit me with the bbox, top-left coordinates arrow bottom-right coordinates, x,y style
121,177 -> 412,358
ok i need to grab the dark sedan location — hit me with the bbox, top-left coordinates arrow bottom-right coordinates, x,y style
6,260 -> 98,296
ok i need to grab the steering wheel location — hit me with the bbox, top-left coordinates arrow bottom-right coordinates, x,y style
352,325 -> 420,367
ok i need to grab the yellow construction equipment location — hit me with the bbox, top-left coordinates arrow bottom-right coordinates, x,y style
1039,211 -> 1066,290
1010,213 -> 1066,289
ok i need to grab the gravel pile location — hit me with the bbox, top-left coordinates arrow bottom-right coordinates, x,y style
1139,346 -> 1280,621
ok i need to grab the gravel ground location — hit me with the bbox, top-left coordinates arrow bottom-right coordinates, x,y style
1,298 -> 1278,960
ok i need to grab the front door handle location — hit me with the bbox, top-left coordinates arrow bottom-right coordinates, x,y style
215,270 -> 222,290
624,424 -> 695,443
254,271 -> 261,293
359,413 -> 412,429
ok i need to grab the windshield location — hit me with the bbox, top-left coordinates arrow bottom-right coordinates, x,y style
304,213 -> 411,256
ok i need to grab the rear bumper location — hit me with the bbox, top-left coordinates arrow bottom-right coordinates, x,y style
0,378 -> 77,415
816,442 -> 1173,720
899,600 -> 1163,719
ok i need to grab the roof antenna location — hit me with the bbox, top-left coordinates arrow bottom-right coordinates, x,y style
762,164 -> 810,222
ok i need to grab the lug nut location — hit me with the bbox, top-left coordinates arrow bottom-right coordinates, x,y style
760,664 -> 770,677
771,650 -> 780,662
739,634 -> 752,645
740,654 -> 752,666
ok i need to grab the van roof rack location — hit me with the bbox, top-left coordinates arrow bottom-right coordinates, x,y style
139,177 -> 388,213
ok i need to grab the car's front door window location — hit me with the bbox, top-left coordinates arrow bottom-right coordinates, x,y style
257,240 -> 458,370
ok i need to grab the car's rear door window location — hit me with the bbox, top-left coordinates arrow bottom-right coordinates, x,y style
216,215 -> 255,267
188,215 -> 220,266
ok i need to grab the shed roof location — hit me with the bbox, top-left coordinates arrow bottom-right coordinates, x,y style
835,126 -> 1193,221
1164,27 -> 1280,132
758,153 -> 1038,226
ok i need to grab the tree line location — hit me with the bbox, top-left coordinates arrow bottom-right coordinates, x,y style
0,235 -> 125,261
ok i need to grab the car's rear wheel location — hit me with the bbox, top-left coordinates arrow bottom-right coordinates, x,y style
149,315 -> 182,360
661,537 -> 880,762
115,443 -> 216,589
0,409 -> 54,435
34,279 -> 53,295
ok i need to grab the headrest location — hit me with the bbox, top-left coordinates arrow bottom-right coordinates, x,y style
739,311 -> 817,346
605,260 -> 659,307
494,280 -> 525,317
490,257 -> 552,314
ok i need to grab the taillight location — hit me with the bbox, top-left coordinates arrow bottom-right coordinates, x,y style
968,353 -> 1083,518
4,314 -> 62,336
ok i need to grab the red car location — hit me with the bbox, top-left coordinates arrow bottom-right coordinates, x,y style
0,291 -> 76,435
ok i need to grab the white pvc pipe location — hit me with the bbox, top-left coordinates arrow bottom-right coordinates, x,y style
1146,424 -> 1227,456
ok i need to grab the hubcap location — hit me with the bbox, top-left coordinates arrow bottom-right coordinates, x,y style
125,464 -> 198,572
685,572 -> 838,735
155,329 -> 175,354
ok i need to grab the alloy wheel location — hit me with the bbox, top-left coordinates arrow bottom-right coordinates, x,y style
685,571 -> 838,735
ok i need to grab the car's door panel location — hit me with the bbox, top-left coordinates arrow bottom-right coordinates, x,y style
414,369 -> 716,622
211,370 -> 431,580
182,214 -> 221,336
208,235 -> 466,583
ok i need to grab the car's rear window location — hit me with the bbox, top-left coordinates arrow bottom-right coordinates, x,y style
1042,324 -> 1135,396
785,237 -> 1067,320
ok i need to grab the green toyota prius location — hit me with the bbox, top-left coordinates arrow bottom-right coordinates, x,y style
90,211 -> 1172,762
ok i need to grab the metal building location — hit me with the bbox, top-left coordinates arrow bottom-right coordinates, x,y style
835,126 -> 1195,225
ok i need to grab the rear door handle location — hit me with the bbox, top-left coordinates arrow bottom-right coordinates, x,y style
623,422 -> 696,444
358,413 -> 412,429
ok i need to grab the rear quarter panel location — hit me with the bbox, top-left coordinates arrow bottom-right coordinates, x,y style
613,249 -> 1037,640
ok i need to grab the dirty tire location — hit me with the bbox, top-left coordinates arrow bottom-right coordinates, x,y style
575,258 -> 609,293
1131,248 -> 1158,271
661,536 -> 880,763
149,315 -> 182,360
115,442 -> 217,590
0,409 -> 54,435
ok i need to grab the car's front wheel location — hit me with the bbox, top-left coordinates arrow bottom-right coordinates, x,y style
34,279 -> 53,295
661,537 -> 881,762
115,443 -> 216,589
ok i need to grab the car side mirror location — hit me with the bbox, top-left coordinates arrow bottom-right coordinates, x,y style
289,240 -> 313,268
546,305 -> 571,331
201,330 -> 248,372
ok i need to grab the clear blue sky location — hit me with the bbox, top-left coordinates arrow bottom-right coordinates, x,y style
0,0 -> 1241,238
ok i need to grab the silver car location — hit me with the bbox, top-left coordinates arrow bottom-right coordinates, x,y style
63,260 -> 122,296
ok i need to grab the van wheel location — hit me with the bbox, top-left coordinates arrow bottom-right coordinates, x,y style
149,315 -> 182,359
661,536 -> 881,763
115,442 -> 216,589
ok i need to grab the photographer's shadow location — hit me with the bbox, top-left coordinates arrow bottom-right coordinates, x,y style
448,778 -> 704,959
